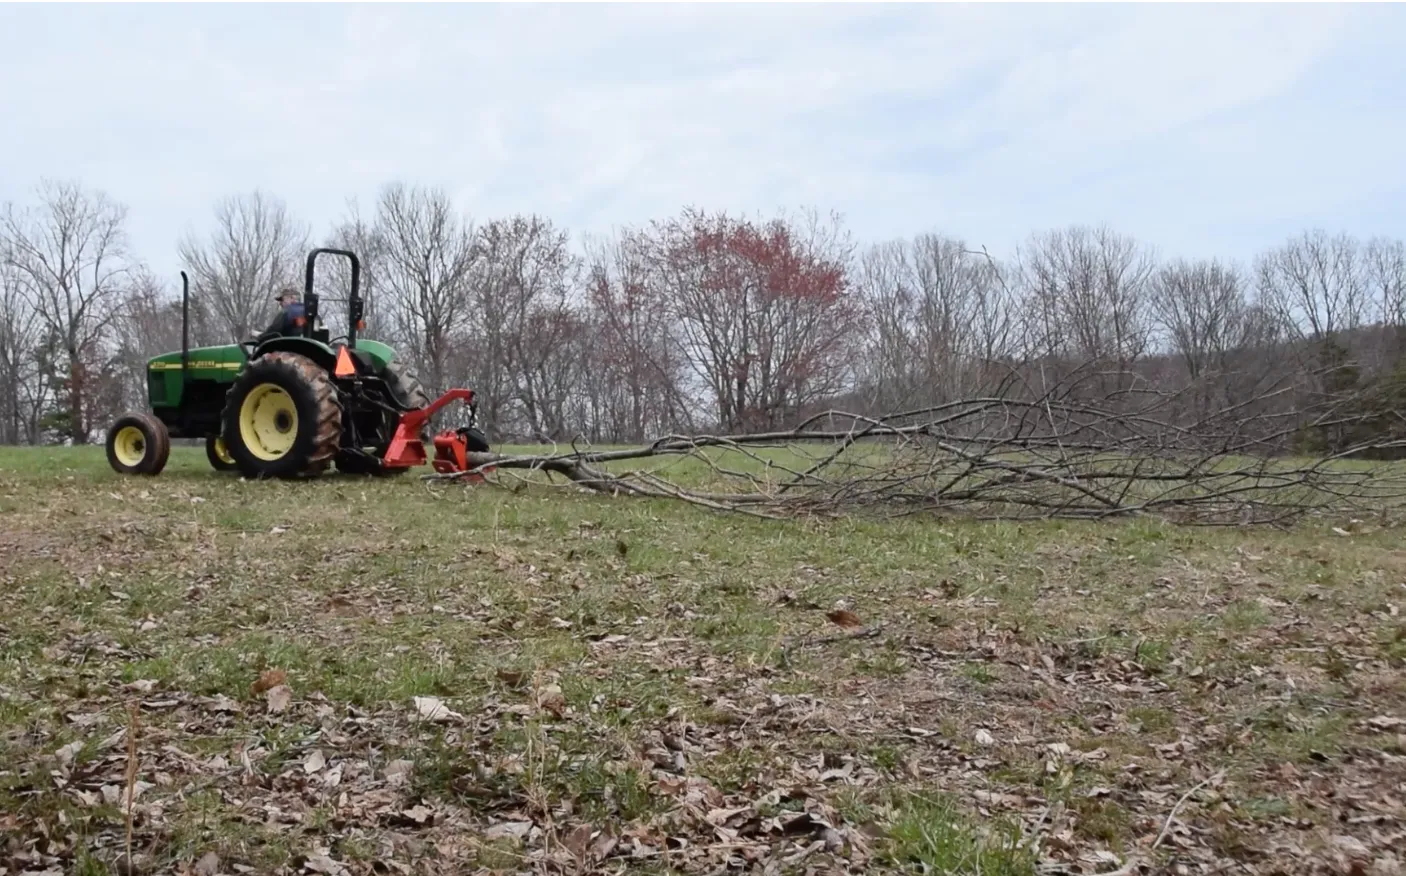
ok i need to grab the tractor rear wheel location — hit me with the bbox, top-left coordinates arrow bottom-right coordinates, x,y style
105,411 -> 171,476
205,434 -> 238,472
221,351 -> 341,479
336,359 -> 431,477
385,358 -> 431,410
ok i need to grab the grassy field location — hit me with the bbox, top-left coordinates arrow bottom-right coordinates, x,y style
1,445 -> 1404,876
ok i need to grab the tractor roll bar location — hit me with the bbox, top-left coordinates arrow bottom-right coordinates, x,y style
303,247 -> 363,348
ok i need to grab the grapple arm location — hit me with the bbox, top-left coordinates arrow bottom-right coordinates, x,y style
380,388 -> 494,480
381,388 -> 474,470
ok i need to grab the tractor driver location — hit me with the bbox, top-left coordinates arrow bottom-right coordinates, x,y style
259,287 -> 306,340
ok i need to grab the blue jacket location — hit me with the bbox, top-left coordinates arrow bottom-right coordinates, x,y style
265,301 -> 306,336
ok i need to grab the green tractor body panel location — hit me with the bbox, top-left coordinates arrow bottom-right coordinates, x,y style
145,336 -> 402,440
146,343 -> 245,410
354,339 -> 395,372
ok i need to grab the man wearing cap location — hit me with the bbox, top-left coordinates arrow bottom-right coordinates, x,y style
260,287 -> 306,339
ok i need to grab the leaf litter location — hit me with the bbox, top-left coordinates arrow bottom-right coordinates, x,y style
3,469 -> 1406,875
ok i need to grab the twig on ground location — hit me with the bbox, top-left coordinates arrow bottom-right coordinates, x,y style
123,701 -> 139,871
1153,770 -> 1225,850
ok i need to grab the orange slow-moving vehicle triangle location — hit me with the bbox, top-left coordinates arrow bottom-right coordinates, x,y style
334,345 -> 355,377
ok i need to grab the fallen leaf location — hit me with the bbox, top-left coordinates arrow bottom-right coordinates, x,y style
563,824 -> 594,859
265,684 -> 292,714
384,759 -> 413,787
413,696 -> 463,723
591,829 -> 619,861
303,855 -> 344,875
252,668 -> 287,695
485,821 -> 533,840
974,729 -> 995,746
195,851 -> 220,876
537,685 -> 567,718
204,694 -> 241,713
400,804 -> 434,826
304,749 -> 326,773
826,609 -> 863,628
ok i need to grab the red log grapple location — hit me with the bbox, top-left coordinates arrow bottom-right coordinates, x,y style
380,388 -> 495,481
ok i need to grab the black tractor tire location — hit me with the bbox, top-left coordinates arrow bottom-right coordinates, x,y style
105,411 -> 171,476
384,358 -> 431,410
220,351 -> 342,479
336,358 -> 431,477
205,433 -> 239,472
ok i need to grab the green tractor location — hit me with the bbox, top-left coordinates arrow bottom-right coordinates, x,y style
104,248 -> 491,480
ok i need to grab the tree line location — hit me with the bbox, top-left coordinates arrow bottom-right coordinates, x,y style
2,177 -> 1404,455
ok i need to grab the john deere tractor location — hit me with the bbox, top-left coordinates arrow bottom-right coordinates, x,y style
105,248 -> 491,479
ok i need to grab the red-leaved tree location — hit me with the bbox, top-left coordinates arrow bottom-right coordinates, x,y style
648,208 -> 860,432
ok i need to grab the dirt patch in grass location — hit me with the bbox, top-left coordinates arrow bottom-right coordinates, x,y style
1,448 -> 1405,875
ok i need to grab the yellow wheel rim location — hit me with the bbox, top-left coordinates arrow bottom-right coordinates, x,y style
113,426 -> 147,467
212,436 -> 234,464
238,383 -> 298,461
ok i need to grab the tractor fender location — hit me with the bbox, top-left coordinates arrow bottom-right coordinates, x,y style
252,336 -> 338,373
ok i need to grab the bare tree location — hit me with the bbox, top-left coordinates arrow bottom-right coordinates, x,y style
110,268 -> 187,415
1149,258 -> 1254,380
1014,225 -> 1157,394
1252,229 -> 1373,434
1366,236 -> 1406,357
468,215 -> 581,439
1255,229 -> 1369,344
581,228 -> 691,442
177,191 -> 310,342
1,180 -> 133,443
857,233 -> 1015,413
516,303 -> 591,440
1148,257 -> 1292,421
0,255 -> 44,443
370,183 -> 478,394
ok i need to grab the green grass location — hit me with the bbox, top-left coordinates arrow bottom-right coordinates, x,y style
1,444 -> 1404,874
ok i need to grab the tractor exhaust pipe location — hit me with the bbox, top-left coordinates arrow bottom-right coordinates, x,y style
180,270 -> 190,397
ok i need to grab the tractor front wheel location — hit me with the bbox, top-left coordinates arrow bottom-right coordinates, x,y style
221,351 -> 341,479
205,434 -> 239,472
105,412 -> 171,476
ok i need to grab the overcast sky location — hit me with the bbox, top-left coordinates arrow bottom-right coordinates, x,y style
2,2 -> 1404,282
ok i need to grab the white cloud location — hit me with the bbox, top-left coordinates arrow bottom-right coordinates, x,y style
0,2 -> 1401,282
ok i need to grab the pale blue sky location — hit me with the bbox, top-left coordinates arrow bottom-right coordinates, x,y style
2,2 -> 1404,281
